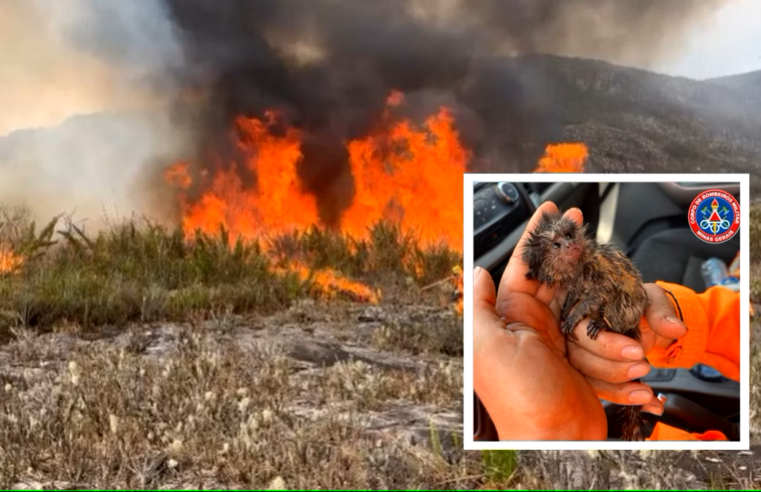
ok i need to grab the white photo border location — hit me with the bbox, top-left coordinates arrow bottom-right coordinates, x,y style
463,173 -> 750,451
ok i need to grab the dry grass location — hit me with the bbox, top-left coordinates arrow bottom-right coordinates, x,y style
751,203 -> 761,450
0,321 -> 487,489
1,201 -> 760,488
372,315 -> 463,357
0,205 -> 515,489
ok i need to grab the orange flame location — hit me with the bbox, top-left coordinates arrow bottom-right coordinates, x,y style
164,162 -> 192,189
286,262 -> 380,304
342,107 -> 468,249
453,265 -> 463,315
167,110 -> 319,240
167,94 -> 468,251
166,93 -> 592,308
534,143 -> 588,172
0,245 -> 23,274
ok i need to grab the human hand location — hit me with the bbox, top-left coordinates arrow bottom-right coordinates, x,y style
566,281 -> 688,415
473,201 -> 607,440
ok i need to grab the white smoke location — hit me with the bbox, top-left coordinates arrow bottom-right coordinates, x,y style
0,0 -> 187,229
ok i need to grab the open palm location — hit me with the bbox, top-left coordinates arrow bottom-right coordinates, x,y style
473,201 -> 607,440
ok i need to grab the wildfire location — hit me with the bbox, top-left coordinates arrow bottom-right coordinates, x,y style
166,111 -> 320,240
341,107 -> 468,249
286,262 -> 380,304
386,90 -> 405,107
165,90 -> 591,309
0,245 -> 23,274
534,143 -> 588,172
453,265 -> 463,314
164,162 -> 192,189
166,94 -> 468,252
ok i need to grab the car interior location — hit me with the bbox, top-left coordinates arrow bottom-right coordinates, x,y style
472,181 -> 741,441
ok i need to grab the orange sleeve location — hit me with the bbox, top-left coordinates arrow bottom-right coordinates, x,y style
645,281 -> 740,382
646,422 -> 728,441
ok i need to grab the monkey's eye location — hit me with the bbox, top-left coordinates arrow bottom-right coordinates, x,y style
552,242 -> 561,249
564,232 -> 573,240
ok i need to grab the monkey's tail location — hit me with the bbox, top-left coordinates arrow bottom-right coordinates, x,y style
620,378 -> 645,441
620,405 -> 644,441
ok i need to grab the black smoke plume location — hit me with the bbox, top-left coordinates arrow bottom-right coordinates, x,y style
162,0 -> 728,224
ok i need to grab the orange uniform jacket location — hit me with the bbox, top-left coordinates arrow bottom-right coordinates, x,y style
644,281 -> 740,441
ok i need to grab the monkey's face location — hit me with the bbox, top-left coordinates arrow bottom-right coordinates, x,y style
523,213 -> 587,285
545,225 -> 582,274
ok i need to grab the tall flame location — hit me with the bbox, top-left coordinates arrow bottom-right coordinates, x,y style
342,107 -> 468,248
166,111 -> 319,240
166,94 -> 468,251
166,92 -> 591,309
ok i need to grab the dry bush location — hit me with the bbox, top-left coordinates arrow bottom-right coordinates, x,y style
317,359 -> 462,412
0,329 -> 485,489
372,316 -> 463,357
0,209 -> 462,333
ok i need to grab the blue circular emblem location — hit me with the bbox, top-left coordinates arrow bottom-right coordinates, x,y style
688,189 -> 740,244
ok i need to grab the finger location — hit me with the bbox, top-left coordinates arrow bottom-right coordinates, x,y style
641,398 -> 665,416
536,283 -> 560,308
569,341 -> 652,384
563,207 -> 583,226
473,266 -> 512,352
584,377 -> 660,408
473,266 -> 497,310
500,201 -> 559,297
570,319 -> 646,362
472,267 -> 522,398
642,283 -> 688,341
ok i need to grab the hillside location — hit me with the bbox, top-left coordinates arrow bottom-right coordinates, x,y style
2,56 -> 760,184
708,70 -> 761,105
462,55 -> 761,174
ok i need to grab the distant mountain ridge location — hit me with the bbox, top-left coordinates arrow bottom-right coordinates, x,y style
707,70 -> 761,105
479,55 -> 761,174
1,55 -> 760,182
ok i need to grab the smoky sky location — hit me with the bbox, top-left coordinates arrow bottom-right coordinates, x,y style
159,0 -> 729,224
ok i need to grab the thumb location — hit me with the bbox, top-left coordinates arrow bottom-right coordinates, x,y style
473,267 -> 506,349
473,266 -> 497,309
643,283 -> 688,339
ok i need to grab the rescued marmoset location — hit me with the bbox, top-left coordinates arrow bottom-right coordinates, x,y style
522,211 -> 649,441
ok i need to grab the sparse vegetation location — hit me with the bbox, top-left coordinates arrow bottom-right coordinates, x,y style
0,328 -> 477,489
1,200 -> 761,488
0,206 -> 460,335
372,317 -> 463,357
0,205 -> 516,489
750,201 -> 761,453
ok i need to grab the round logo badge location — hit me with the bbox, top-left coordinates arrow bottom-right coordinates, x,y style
688,189 -> 740,244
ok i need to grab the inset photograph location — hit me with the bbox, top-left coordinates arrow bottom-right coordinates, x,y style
464,175 -> 749,450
